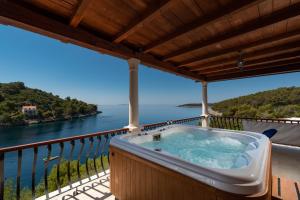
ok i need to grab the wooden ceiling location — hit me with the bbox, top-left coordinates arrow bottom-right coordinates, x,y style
0,0 -> 300,82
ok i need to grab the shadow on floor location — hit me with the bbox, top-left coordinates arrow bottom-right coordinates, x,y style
36,171 -> 115,200
272,144 -> 300,182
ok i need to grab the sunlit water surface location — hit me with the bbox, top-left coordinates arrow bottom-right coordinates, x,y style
0,105 -> 200,186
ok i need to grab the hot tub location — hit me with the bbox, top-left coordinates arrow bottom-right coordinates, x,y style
110,124 -> 271,200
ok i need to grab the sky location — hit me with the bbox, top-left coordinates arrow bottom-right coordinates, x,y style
0,25 -> 300,105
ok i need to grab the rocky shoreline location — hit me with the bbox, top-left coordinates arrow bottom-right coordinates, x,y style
0,111 -> 102,127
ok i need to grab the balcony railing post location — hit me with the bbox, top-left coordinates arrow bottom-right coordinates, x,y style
32,147 -> 38,199
94,136 -> 102,177
16,150 -> 23,200
44,144 -> 52,198
107,134 -> 113,164
234,117 -> 238,129
228,117 -> 233,129
86,137 -> 94,179
68,140 -> 75,187
100,135 -> 109,172
56,142 -> 64,192
215,116 -> 220,128
237,118 -> 242,130
0,152 -> 4,200
77,138 -> 85,182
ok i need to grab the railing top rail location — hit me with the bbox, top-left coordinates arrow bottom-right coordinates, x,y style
143,116 -> 202,128
0,116 -> 203,153
0,128 -> 129,153
210,116 -> 300,123
172,116 -> 202,122
142,122 -> 168,128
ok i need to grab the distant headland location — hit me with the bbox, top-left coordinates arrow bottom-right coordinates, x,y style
177,103 -> 212,107
179,87 -> 300,118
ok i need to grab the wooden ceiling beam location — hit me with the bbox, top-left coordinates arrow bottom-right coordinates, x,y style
0,0 -> 204,81
202,56 -> 300,76
70,0 -> 92,27
113,0 -> 173,43
163,3 -> 300,61
197,50 -> 300,74
190,41 -> 300,71
143,0 -> 263,53
178,29 -> 300,67
206,62 -> 300,82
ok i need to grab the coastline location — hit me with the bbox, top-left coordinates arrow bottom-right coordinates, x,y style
0,111 -> 102,127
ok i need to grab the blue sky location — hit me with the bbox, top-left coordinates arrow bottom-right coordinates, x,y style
0,25 -> 300,105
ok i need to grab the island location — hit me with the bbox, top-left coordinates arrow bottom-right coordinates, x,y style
177,103 -> 203,107
177,103 -> 214,107
0,82 -> 101,126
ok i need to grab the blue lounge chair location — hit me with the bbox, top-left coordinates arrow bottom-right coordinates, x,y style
262,128 -> 277,138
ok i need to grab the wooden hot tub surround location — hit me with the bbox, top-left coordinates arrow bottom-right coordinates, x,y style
110,144 -> 272,200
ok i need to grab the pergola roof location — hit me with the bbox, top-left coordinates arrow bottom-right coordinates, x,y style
0,0 -> 300,82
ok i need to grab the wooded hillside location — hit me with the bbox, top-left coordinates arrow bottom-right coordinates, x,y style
0,82 -> 98,126
212,87 -> 300,118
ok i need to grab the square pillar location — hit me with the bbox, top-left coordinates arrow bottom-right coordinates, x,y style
127,58 -> 140,132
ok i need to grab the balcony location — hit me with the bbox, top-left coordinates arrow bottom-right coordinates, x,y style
0,117 -> 201,200
0,116 -> 299,200
1,0 -> 300,199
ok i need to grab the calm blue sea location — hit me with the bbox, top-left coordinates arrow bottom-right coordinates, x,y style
0,105 -> 201,187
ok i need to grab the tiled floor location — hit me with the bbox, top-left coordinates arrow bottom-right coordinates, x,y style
36,144 -> 300,199
36,170 -> 115,200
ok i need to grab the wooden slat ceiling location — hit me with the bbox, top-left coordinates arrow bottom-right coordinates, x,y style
0,0 -> 300,82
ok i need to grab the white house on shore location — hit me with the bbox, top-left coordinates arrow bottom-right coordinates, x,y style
21,105 -> 37,116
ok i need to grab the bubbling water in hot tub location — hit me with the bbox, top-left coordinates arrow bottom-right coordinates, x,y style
139,129 -> 252,169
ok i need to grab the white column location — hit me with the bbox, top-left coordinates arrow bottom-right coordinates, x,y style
127,58 -> 140,132
201,81 -> 209,127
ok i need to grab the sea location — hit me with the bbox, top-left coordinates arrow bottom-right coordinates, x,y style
0,105 -> 201,187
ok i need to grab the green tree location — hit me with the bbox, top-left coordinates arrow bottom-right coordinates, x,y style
0,113 -> 11,124
234,105 -> 257,118
0,93 -> 4,102
10,112 -> 25,124
41,110 -> 53,119
54,107 -> 64,118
